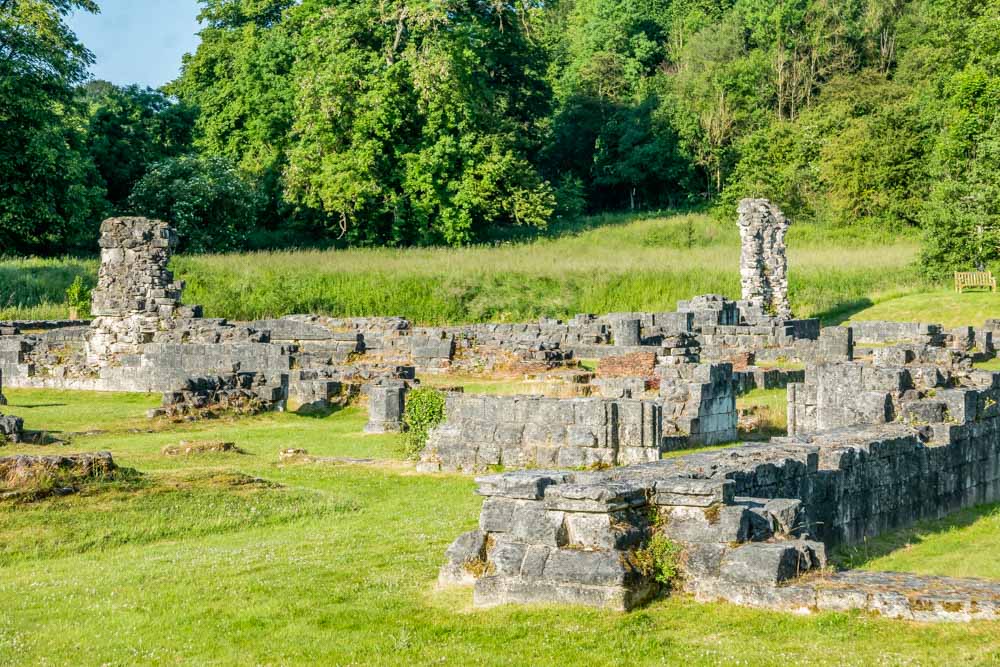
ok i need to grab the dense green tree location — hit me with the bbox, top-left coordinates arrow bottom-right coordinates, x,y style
83,83 -> 196,209
921,65 -> 1000,275
127,155 -> 259,253
167,0 -> 300,237
543,0 -> 697,210
5,0 -> 1000,265
282,0 -> 555,245
724,72 -> 929,227
666,16 -> 772,196
0,0 -> 108,254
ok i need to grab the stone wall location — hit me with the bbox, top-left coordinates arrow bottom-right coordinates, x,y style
417,395 -> 664,472
851,321 -> 945,346
150,372 -> 287,419
417,361 -> 739,471
658,363 -> 737,446
787,359 -> 982,436
732,367 -> 805,394
442,371 -> 1000,614
737,199 -> 791,319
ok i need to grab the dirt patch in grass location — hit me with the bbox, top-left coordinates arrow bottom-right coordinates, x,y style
161,440 -> 247,456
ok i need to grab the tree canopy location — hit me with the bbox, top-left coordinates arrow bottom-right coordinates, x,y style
2,0 -> 1000,271
0,0 -> 106,253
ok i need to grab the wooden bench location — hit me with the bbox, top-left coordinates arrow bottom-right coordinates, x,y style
955,271 -> 997,293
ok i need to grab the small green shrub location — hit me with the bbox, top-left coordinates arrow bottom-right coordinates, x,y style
401,388 -> 446,459
634,532 -> 683,586
634,511 -> 684,587
65,276 -> 91,318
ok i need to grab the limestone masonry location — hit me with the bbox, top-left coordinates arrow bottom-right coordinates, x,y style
3,203 -> 1000,621
737,199 -> 791,320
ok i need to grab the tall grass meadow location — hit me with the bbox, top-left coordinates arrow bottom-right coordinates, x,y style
0,212 -> 924,324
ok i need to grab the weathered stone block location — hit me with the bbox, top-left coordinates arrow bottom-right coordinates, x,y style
476,471 -> 571,499
439,530 -> 487,586
544,482 -> 645,512
487,539 -> 527,576
511,506 -> 566,546
719,543 -> 811,585
662,505 -> 749,544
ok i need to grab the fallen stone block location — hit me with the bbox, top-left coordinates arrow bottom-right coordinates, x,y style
439,530 -> 489,586
161,440 -> 244,456
0,451 -> 121,499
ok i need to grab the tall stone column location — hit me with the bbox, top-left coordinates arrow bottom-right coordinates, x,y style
85,217 -> 191,366
737,199 -> 792,320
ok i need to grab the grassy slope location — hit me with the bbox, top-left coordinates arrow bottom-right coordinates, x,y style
837,503 -> 1000,580
0,212 -> 923,324
848,290 -> 1000,328
1,389 -> 999,665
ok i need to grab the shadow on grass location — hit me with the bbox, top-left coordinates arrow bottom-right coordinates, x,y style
812,297 -> 875,326
832,501 -> 1000,569
291,403 -> 349,420
10,403 -> 67,409
19,430 -> 68,445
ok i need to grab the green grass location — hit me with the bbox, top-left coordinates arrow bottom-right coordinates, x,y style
836,503 -> 1000,581
848,290 -> 1000,328
754,359 -> 805,371
0,212 -> 925,325
419,375 -> 541,396
736,388 -> 788,440
976,357 -> 1000,371
7,389 -> 160,435
1,387 -> 998,665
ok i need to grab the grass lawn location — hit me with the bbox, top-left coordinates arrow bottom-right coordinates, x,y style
2,389 -> 999,665
848,290 -> 1000,328
736,388 -> 788,440
836,503 -> 1000,581
419,374 -> 541,396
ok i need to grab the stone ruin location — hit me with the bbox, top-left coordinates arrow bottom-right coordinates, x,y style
737,199 -> 791,320
0,369 -> 22,444
2,205 -> 1000,620
440,357 -> 1000,621
0,412 -> 23,443
0,451 -> 119,499
430,199 -> 1000,622
86,217 -> 201,366
0,214 -> 832,438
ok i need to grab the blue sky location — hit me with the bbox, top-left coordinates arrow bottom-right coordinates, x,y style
69,1 -> 203,88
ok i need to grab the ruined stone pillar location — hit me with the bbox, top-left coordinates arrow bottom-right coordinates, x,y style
85,217 -> 193,366
611,319 -> 641,347
737,199 -> 791,320
364,381 -> 408,433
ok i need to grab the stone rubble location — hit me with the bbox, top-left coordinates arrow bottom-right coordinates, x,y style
0,451 -> 118,494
